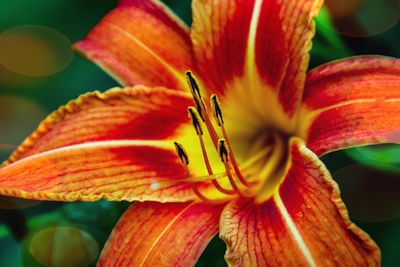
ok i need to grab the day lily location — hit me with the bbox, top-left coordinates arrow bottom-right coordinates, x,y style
1,0 -> 399,265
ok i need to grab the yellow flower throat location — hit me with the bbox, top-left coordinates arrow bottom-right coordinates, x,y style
173,71 -> 289,203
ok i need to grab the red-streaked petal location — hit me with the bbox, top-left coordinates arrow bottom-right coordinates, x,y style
191,0 -> 323,118
74,0 -> 194,89
220,138 -> 380,266
0,87 -> 207,202
299,56 -> 400,156
98,201 -> 224,266
0,85 -> 233,203
0,140 -> 200,202
3,86 -> 192,165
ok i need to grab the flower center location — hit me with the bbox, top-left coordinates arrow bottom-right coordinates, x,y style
173,71 -> 289,203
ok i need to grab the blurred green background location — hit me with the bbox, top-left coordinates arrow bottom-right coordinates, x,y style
0,0 -> 399,266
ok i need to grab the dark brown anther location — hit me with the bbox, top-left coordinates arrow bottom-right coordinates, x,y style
174,142 -> 189,166
210,94 -> 224,126
185,71 -> 202,99
185,71 -> 206,122
188,107 -> 203,136
218,139 -> 229,163
193,98 -> 206,122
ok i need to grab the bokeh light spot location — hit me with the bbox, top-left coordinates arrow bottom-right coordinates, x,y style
323,0 -> 400,37
0,95 -> 47,146
326,0 -> 362,19
0,96 -> 46,209
345,144 -> 400,173
333,164 -> 400,221
0,25 -> 73,77
29,226 -> 98,267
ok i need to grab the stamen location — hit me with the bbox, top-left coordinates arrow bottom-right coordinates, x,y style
188,107 -> 234,195
218,139 -> 244,197
174,141 -> 189,167
161,145 -> 268,189
191,185 -> 215,203
210,94 -> 224,126
183,71 -> 273,199
218,139 -> 229,162
211,94 -> 252,187
185,71 -> 206,122
174,141 -> 221,202
185,71 -> 219,147
185,71 -> 202,100
188,107 -> 203,136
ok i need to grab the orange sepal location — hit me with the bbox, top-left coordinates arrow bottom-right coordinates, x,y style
98,201 -> 224,266
220,138 -> 380,266
299,56 -> 400,156
74,0 -> 194,89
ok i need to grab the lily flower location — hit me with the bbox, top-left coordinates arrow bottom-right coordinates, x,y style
1,0 -> 399,265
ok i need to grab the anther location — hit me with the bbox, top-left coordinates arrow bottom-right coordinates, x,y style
185,71 -> 202,99
189,110 -> 234,195
174,142 -> 229,203
218,139 -> 244,197
218,139 -> 229,163
212,97 -> 252,187
210,94 -> 224,126
185,71 -> 206,122
188,107 -> 203,136
174,142 -> 189,167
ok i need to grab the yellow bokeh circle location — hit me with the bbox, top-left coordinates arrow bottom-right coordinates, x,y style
324,0 -> 400,37
0,25 -> 73,77
29,226 -> 99,267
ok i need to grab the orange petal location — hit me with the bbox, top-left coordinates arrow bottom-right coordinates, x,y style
0,86 -> 205,202
299,56 -> 400,156
4,86 -> 192,165
220,138 -> 380,266
0,140 -> 199,202
74,0 -> 194,89
98,201 -> 224,266
191,0 -> 323,118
